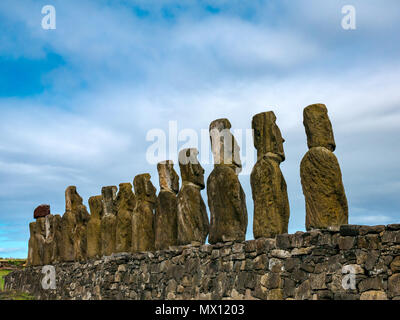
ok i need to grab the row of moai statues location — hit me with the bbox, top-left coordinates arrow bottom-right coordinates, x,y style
27,103 -> 348,266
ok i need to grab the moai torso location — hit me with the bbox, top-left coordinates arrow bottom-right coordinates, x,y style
155,160 -> 179,250
250,111 -> 290,239
132,174 -> 156,252
60,186 -> 90,262
100,186 -> 117,256
115,183 -> 136,253
177,148 -> 209,245
300,104 -> 348,230
87,195 -> 103,259
207,119 -> 248,244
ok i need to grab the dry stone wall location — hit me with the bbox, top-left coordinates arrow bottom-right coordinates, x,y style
5,224 -> 400,300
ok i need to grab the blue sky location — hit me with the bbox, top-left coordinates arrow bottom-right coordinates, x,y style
1,0 -> 400,258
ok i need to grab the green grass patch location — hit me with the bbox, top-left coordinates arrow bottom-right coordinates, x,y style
0,291 -> 35,300
0,269 -> 12,291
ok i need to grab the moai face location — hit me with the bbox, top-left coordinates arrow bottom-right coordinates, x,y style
133,174 -> 157,204
303,103 -> 336,152
157,160 -> 179,194
209,118 -> 242,174
101,186 -> 118,215
88,195 -> 103,219
178,148 -> 205,189
65,186 -> 83,213
252,111 -> 285,162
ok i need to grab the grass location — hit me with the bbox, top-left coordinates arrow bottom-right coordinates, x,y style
0,258 -> 34,300
0,269 -> 12,291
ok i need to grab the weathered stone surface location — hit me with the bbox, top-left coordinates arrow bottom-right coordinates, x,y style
390,256 -> 400,272
360,290 -> 388,300
27,222 -> 36,266
100,186 -> 117,256
252,111 -> 285,161
42,214 -> 62,265
177,149 -> 209,245
60,186 -> 90,262
303,103 -> 336,151
132,174 -> 156,252
207,119 -> 247,244
209,118 -> 242,173
301,147 -> 348,230
251,155 -> 289,238
155,161 -> 179,250
116,183 -> 136,253
388,274 -> 400,296
28,213 -> 62,266
300,104 -> 348,231
7,224 -> 400,300
87,196 -> 103,259
33,204 -> 50,219
207,165 -> 247,243
251,111 -> 289,239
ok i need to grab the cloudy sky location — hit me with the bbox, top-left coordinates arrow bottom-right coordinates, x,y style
1,0 -> 399,258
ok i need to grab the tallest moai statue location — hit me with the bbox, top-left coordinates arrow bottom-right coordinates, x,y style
300,104 -> 348,230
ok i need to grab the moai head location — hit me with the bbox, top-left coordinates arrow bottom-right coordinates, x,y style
303,103 -> 336,152
116,183 -> 136,209
133,174 -> 157,204
65,186 -> 89,223
252,111 -> 285,162
88,195 -> 103,219
157,160 -> 179,194
65,186 -> 83,213
178,148 -> 205,189
101,186 -> 118,215
35,217 -> 46,237
209,118 -> 242,174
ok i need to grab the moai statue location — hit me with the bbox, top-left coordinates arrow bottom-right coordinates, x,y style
177,148 -> 209,245
33,218 -> 46,265
28,205 -> 61,266
42,214 -> 62,264
115,183 -> 136,253
60,186 -> 90,262
27,222 -> 36,266
131,174 -> 157,252
300,104 -> 348,230
251,111 -> 290,239
155,160 -> 179,250
86,195 -> 103,259
27,220 -> 45,266
207,119 -> 248,243
100,186 -> 118,256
